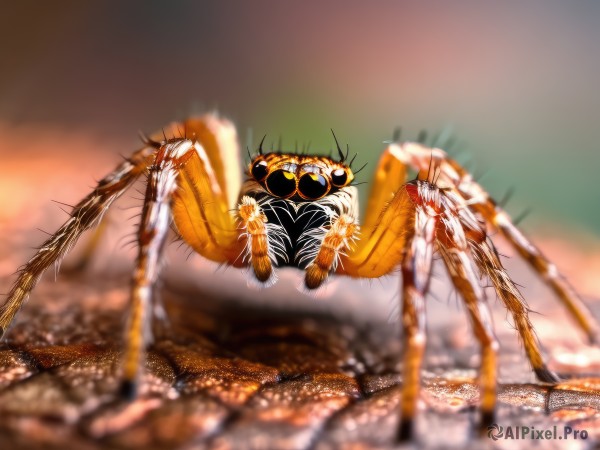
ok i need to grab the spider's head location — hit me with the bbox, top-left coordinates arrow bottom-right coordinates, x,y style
248,153 -> 354,201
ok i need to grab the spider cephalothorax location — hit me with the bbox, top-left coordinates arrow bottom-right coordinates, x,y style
0,113 -> 597,443
248,150 -> 355,201
241,148 -> 359,286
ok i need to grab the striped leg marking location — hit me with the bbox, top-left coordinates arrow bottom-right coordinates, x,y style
440,246 -> 499,431
238,196 -> 274,283
304,213 -> 357,289
121,139 -> 196,396
397,185 -> 438,442
0,146 -> 155,339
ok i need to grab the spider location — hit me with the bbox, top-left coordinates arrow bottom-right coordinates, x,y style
0,113 -> 597,442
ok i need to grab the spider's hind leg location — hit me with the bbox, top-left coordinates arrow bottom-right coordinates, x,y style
0,146 -> 155,339
485,205 -> 600,345
471,240 -> 560,383
384,140 -> 599,344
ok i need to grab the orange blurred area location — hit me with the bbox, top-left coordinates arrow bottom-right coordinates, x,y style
0,122 -> 127,226
1,3 -> 600,233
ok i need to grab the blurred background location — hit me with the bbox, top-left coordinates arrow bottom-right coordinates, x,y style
1,1 -> 599,236
2,5 -> 600,447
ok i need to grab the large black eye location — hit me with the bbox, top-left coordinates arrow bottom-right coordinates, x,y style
266,169 -> 297,198
298,173 -> 329,200
331,168 -> 348,187
251,160 -> 269,181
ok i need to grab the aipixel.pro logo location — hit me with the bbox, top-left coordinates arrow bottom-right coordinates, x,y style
487,423 -> 588,441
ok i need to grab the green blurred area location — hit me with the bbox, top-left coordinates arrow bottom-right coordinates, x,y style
254,91 -> 600,237
1,2 -> 599,235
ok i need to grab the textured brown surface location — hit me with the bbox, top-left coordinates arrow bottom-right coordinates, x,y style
1,268 -> 600,450
2,125 -> 600,449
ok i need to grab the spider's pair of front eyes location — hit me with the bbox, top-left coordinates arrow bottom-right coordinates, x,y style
251,160 -> 349,200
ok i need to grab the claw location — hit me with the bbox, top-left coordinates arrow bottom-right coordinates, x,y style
534,367 -> 561,384
479,409 -> 496,436
119,379 -> 138,401
397,417 -> 414,443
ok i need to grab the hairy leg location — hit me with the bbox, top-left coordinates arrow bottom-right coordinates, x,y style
0,146 -> 155,338
471,240 -> 559,382
122,126 -> 249,393
341,186 -> 414,278
483,205 -> 600,344
170,119 -> 244,266
397,182 -> 439,442
238,196 -> 275,283
304,213 -> 357,289
439,246 -> 499,431
120,140 -> 193,396
63,218 -> 110,272
386,140 -> 598,343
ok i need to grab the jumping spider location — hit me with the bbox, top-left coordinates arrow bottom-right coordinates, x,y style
1,114 -> 597,442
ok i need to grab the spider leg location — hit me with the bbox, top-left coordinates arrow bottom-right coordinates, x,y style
63,218 -> 110,272
304,213 -> 357,289
169,118 -> 245,266
121,140 -> 185,396
397,182 -> 438,442
392,140 -> 599,343
483,205 -> 600,344
439,246 -> 499,432
470,240 -> 559,382
341,186 -> 414,278
339,142 -> 425,278
122,122 -> 246,394
160,115 -> 243,210
361,146 -> 408,231
0,146 -> 155,338
238,196 -> 275,282
66,117 -> 234,273
340,136 -> 558,440
340,169 -> 439,441
437,184 -> 558,383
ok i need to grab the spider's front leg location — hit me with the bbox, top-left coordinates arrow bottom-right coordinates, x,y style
121,116 -> 246,395
396,185 -> 438,442
339,145 -> 558,443
120,141 -> 186,396
340,173 -> 435,442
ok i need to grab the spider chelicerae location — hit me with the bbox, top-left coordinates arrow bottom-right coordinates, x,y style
0,114 -> 596,442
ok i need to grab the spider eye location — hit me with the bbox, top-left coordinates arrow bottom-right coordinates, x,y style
298,173 -> 329,200
251,160 -> 269,181
331,168 -> 348,187
266,169 -> 297,198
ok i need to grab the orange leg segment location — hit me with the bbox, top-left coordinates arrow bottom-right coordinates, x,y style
305,213 -> 357,289
397,193 -> 438,442
440,246 -> 499,432
238,196 -> 273,282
